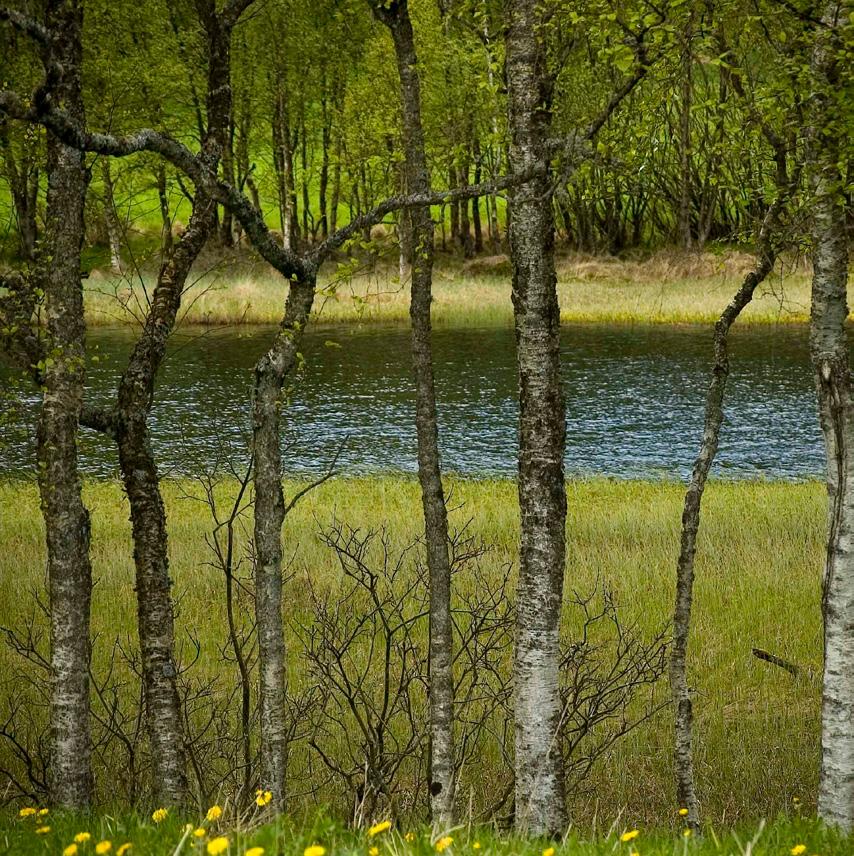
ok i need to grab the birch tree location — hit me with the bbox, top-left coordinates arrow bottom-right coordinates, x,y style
808,0 -> 854,832
0,0 -> 95,809
503,0 -> 567,834
368,0 -> 455,830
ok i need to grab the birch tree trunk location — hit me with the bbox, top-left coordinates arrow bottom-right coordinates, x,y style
101,159 -> 123,273
809,1 -> 854,832
370,0 -> 455,829
505,0 -> 567,835
253,276 -> 316,809
38,0 -> 94,809
671,193 -> 787,831
75,1 -> 246,806
676,10 -> 694,250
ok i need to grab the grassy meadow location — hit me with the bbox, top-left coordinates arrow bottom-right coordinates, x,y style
81,250 -> 813,328
0,477 -> 825,833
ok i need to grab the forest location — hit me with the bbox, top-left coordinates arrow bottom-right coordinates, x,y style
0,0 -> 852,854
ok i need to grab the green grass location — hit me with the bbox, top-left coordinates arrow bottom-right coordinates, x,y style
1,813 -> 851,856
80,250 -> 814,328
0,478 -> 825,830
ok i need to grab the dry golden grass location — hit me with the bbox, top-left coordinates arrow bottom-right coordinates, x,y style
82,249 -> 814,328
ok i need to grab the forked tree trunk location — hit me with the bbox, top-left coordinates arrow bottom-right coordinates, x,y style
253,276 -> 316,809
82,1 -> 242,806
810,1 -> 854,832
671,193 -> 787,831
37,0 -> 94,809
370,0 -> 455,829
505,0 -> 567,836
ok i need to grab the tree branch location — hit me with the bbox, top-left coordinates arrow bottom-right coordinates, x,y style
0,8 -> 48,44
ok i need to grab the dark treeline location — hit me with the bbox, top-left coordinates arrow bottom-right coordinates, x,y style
0,0 -> 852,842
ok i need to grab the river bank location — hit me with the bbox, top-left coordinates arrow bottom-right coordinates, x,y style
82,250 -> 813,327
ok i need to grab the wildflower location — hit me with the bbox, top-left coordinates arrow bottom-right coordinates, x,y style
791,847 -> 807,856
64,846 -> 79,856
36,826 -> 51,835
184,825 -> 195,834
405,833 -> 416,843
369,847 -> 380,856
682,830 -> 692,838
152,808 -> 168,823
543,848 -> 555,856
19,807 -> 37,818
75,832 -> 93,844
255,789 -> 273,807
207,837 -> 229,856
369,821 -> 392,837
436,837 -> 454,853
678,808 -> 689,817
96,843 -> 113,855
304,846 -> 326,856
38,808 -> 49,816
207,805 -> 223,822
117,846 -> 132,856
195,829 -> 208,839
620,831 -> 640,843
471,845 -> 480,851
246,849 -> 265,856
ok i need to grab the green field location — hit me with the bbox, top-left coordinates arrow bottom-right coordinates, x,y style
0,478 -> 825,831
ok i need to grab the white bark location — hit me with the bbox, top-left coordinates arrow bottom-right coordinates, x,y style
810,0 -> 854,832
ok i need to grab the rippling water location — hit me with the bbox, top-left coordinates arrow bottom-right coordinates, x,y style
0,322 -> 824,480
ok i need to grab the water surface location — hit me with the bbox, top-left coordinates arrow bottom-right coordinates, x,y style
0,323 -> 823,480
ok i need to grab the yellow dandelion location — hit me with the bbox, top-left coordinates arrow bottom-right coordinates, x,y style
405,833 -> 416,843
116,845 -> 132,856
682,830 -> 692,838
38,808 -> 49,816
369,821 -> 392,837
436,837 -> 454,853
472,845 -> 480,851
791,847 -> 807,856
246,849 -> 265,856
620,830 -> 639,843
64,846 -> 79,856
255,789 -> 273,807
207,837 -> 229,856
304,845 -> 326,856
75,832 -> 92,844
36,826 -> 51,835
206,805 -> 223,823
194,829 -> 207,839
19,807 -> 37,818
543,848 -> 555,856
369,847 -> 379,856
96,843 -> 113,855
678,808 -> 689,817
152,808 -> 168,823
